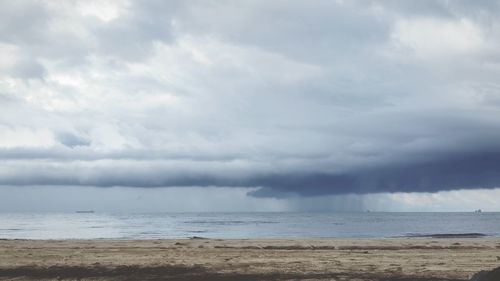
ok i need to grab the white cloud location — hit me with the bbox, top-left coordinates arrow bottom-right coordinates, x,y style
75,0 -> 130,22
0,43 -> 19,71
0,126 -> 55,148
368,188 -> 500,212
391,17 -> 485,58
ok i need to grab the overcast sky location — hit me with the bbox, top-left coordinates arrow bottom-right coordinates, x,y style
1,0 -> 500,212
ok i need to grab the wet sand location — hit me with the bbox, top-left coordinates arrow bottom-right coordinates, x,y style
1,238 -> 499,280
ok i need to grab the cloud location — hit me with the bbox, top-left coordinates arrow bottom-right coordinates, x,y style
391,17 -> 485,58
1,1 -> 500,201
57,132 -> 91,148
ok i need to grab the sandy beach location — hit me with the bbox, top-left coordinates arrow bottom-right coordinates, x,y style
1,238 -> 499,280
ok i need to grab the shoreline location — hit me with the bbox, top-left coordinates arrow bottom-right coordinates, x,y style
1,238 -> 500,280
0,231 -> 495,241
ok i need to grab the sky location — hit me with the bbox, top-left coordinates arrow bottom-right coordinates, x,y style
1,0 -> 500,212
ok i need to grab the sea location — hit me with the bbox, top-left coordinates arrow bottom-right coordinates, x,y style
0,212 -> 499,240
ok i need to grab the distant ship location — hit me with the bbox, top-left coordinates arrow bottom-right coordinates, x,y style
75,210 -> 95,213
474,209 -> 482,213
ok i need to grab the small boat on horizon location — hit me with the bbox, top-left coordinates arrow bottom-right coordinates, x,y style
75,210 -> 95,213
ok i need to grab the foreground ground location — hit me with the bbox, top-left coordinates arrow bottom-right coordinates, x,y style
0,238 -> 499,280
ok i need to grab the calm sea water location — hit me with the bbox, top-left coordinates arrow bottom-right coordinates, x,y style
0,212 -> 499,240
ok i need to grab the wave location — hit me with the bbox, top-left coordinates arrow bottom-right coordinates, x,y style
185,220 -> 278,225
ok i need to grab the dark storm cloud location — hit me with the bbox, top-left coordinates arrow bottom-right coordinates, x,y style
1,146 -> 500,197
249,151 -> 500,196
1,1 -> 500,198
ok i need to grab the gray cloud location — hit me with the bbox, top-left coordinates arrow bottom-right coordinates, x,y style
1,1 -> 500,200
1,145 -> 500,197
56,133 -> 91,148
0,1 -> 50,45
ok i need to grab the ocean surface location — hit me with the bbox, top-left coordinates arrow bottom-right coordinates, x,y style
0,212 -> 499,240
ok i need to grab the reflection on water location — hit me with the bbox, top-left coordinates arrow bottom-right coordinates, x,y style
0,212 -> 499,239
